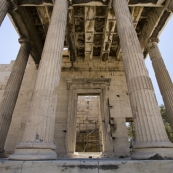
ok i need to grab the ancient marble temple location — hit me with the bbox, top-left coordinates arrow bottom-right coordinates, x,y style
0,0 -> 173,169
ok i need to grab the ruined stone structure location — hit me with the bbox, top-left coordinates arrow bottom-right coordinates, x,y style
0,0 -> 173,172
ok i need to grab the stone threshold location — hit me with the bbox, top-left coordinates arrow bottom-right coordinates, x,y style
0,159 -> 173,173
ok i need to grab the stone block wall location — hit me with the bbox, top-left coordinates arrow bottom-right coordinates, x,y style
54,58 -> 133,157
1,56 -> 133,157
0,61 -> 14,102
76,96 -> 102,152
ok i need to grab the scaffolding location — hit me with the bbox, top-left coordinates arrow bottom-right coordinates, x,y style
75,119 -> 102,152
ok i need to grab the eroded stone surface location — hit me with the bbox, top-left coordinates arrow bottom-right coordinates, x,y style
0,0 -> 173,162
113,0 -> 173,159
0,160 -> 173,173
4,57 -> 38,156
9,0 -> 68,160
147,38 -> 173,131
0,38 -> 31,157
0,0 -> 9,26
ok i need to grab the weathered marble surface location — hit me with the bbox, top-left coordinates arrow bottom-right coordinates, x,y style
9,0 -> 68,160
113,0 -> 173,159
4,57 -> 38,156
0,159 -> 173,173
0,0 -> 9,26
147,38 -> 173,131
1,51 -> 132,158
0,38 -> 31,157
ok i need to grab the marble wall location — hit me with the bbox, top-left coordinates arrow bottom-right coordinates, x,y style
2,56 -> 133,157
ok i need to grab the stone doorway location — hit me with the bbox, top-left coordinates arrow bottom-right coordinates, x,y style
75,95 -> 103,152
65,78 -> 111,157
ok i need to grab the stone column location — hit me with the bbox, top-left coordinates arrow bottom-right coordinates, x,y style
0,0 -> 9,26
9,0 -> 68,160
147,38 -> 173,130
113,0 -> 173,159
0,38 -> 31,158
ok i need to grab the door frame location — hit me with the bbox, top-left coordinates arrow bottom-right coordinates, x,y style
65,78 -> 112,156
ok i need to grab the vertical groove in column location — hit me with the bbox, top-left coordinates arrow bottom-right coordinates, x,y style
16,0 -> 68,149
113,0 -> 172,148
0,38 -> 31,154
148,40 -> 173,131
0,0 -> 9,26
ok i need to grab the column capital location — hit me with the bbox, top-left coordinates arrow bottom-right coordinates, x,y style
147,38 -> 159,51
18,37 -> 32,49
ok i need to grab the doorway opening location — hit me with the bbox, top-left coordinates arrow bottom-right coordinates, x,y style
75,95 -> 103,153
126,118 -> 136,148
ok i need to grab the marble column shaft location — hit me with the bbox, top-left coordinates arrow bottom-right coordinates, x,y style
0,0 -> 9,26
113,0 -> 172,149
147,38 -> 173,130
0,38 -> 31,156
9,0 -> 68,160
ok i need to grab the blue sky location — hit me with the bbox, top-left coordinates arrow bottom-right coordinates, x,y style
0,15 -> 173,105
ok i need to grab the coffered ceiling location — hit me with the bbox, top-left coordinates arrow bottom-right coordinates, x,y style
8,0 -> 172,63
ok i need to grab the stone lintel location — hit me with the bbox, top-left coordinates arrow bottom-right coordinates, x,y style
66,78 -> 111,90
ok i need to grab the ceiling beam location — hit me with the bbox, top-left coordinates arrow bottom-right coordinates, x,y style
8,6 -> 43,64
139,7 -> 169,51
16,0 -> 166,7
36,6 -> 50,34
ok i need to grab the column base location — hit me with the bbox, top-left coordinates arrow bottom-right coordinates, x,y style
100,151 -> 114,158
65,152 -> 102,158
134,142 -> 173,149
8,149 -> 57,160
65,152 -> 77,158
131,148 -> 173,160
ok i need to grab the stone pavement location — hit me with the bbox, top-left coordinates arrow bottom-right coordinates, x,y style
0,158 -> 173,173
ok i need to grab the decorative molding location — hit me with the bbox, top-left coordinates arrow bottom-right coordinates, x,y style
147,38 -> 159,51
66,78 -> 112,155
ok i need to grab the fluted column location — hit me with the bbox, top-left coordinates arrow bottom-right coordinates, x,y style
0,38 -> 31,158
147,38 -> 173,131
0,0 -> 9,26
113,0 -> 173,159
9,0 -> 68,160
